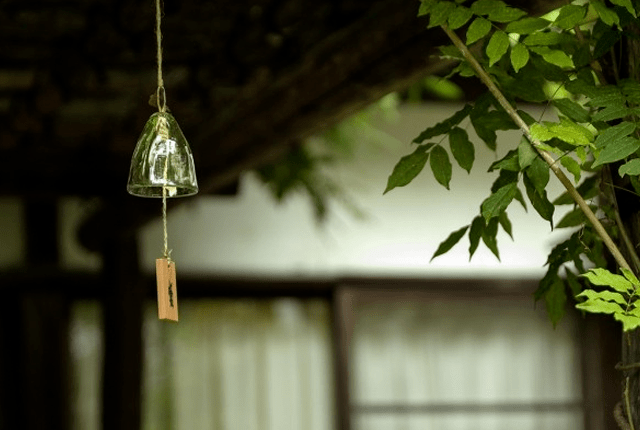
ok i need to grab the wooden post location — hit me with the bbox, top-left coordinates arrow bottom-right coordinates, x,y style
0,198 -> 71,430
332,286 -> 353,430
102,231 -> 144,430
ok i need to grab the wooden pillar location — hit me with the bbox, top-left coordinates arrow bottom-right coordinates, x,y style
0,198 -> 72,430
0,281 -> 23,430
581,313 -> 622,430
20,291 -> 71,430
332,286 -> 353,430
101,231 -> 145,430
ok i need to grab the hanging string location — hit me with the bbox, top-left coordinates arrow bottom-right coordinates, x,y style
157,0 -> 170,261
155,0 -> 166,113
162,184 -> 170,260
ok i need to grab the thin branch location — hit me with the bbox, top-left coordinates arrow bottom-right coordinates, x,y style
626,377 -> 636,430
441,24 -> 633,273
616,401 -> 633,430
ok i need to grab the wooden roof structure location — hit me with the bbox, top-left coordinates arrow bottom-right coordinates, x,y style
0,0 -> 554,249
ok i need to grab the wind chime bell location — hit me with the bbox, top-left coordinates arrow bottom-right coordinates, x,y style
127,111 -> 198,198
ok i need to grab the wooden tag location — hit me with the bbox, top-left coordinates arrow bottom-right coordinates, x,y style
156,258 -> 178,321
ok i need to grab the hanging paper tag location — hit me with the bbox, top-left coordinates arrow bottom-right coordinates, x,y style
156,258 -> 178,321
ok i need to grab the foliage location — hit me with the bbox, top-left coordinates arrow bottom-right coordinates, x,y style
387,0 -> 640,329
258,94 -> 401,221
577,268 -> 640,331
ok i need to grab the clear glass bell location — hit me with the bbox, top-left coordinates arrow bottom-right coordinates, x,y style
127,112 -> 198,198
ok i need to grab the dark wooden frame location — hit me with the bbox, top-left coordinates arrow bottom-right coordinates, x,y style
0,270 -> 622,430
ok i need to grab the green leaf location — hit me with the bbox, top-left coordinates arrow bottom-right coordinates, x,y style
531,119 -> 593,147
594,28 -> 622,59
523,32 -> 574,46
517,138 -> 538,170
430,145 -> 452,189
592,104 -> 631,122
470,0 -> 504,15
528,46 -> 574,69
525,156 -> 549,194
589,85 -> 625,107
481,182 -> 518,222
523,174 -> 554,224
530,123 -> 556,142
614,313 -> 640,332
553,4 -> 587,29
431,225 -> 469,261
486,31 -> 510,66
428,1 -> 457,28
487,6 -> 527,23
491,169 -> 519,192
482,217 -> 501,260
556,206 -> 588,228
418,0 -> 437,16
489,149 -> 520,172
476,110 -> 519,130
622,268 -> 640,288
468,216 -> 484,259
449,127 -> 475,173
552,99 -> 590,123
545,278 -> 567,327
560,156 -> 581,182
582,268 -> 634,293
553,119 -> 594,146
591,0 -> 621,27
510,43 -> 529,72
499,211 -> 513,239
472,120 -> 497,150
466,17 -> 492,45
384,145 -> 430,193
619,159 -> 640,177
610,0 -> 637,17
413,104 -> 473,143
565,269 -> 582,298
576,297 -> 625,314
577,288 -> 626,305
595,122 -> 636,149
505,17 -> 549,34
529,55 -> 567,81
470,94 -> 499,150
621,79 -> 640,104
566,77 -> 598,98
592,137 -> 640,168
448,6 -> 474,29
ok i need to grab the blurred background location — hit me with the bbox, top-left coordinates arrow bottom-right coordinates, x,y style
0,0 -> 621,429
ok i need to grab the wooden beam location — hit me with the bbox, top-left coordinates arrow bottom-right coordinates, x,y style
332,287 -> 354,430
77,1 -> 442,251
0,198 -> 72,430
101,222 -> 145,430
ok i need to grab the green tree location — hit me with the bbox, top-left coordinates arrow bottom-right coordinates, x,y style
385,0 -> 640,426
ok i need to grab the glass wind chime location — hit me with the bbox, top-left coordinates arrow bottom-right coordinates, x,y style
127,0 -> 198,322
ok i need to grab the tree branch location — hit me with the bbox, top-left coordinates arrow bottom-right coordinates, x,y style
440,24 -> 633,273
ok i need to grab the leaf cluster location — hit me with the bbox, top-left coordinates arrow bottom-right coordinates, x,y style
577,268 -> 640,331
387,0 -> 640,329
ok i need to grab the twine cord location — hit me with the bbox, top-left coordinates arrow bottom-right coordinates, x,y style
155,0 -> 166,112
162,151 -> 171,260
157,0 -> 170,260
162,183 -> 170,260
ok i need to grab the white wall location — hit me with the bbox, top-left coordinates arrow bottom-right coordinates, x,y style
139,103 -> 570,279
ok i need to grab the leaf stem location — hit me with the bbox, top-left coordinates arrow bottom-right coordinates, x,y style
626,377 -> 636,430
441,24 -> 633,273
